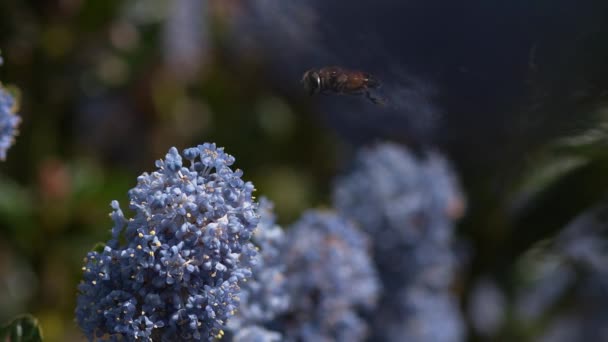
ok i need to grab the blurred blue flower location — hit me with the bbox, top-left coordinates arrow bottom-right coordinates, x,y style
233,325 -> 282,342
163,0 -> 209,81
0,84 -> 20,161
275,210 -> 380,342
76,143 -> 259,341
228,198 -> 289,331
468,278 -> 506,337
333,142 -> 466,341
537,275 -> 608,342
385,287 -> 465,342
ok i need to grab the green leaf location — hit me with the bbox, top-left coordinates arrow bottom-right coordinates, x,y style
92,241 -> 106,253
512,156 -> 589,206
0,176 -> 34,221
0,314 -> 43,342
551,120 -> 608,160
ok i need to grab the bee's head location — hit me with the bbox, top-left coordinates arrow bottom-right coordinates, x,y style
301,69 -> 321,95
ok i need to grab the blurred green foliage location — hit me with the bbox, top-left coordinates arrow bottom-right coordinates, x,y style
0,314 -> 43,342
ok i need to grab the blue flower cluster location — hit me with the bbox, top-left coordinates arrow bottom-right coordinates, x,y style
227,203 -> 379,342
0,64 -> 21,161
333,142 -> 466,341
227,198 -> 289,336
75,144 -> 259,341
275,210 -> 380,342
75,140 -> 467,341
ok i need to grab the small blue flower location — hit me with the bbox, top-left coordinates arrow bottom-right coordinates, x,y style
0,83 -> 20,161
76,144 -> 259,341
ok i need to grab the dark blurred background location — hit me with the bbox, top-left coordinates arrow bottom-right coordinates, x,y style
1,0 -> 608,340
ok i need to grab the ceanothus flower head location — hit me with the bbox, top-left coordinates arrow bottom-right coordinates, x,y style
332,142 -> 466,342
76,143 -> 259,341
228,198 -> 289,331
275,210 -> 380,342
0,82 -> 21,161
333,143 -> 465,287
333,142 -> 464,251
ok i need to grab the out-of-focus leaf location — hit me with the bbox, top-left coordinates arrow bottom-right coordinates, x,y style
71,160 -> 105,198
512,116 -> 608,212
511,118 -> 608,214
510,156 -> 589,213
91,242 -> 106,253
555,132 -> 606,152
500,117 -> 608,264
551,118 -> 608,160
0,176 -> 34,232
0,314 -> 43,342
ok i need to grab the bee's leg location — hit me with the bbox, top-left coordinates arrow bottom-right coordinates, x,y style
365,90 -> 387,105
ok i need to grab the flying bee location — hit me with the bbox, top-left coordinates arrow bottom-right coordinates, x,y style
301,66 -> 386,105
